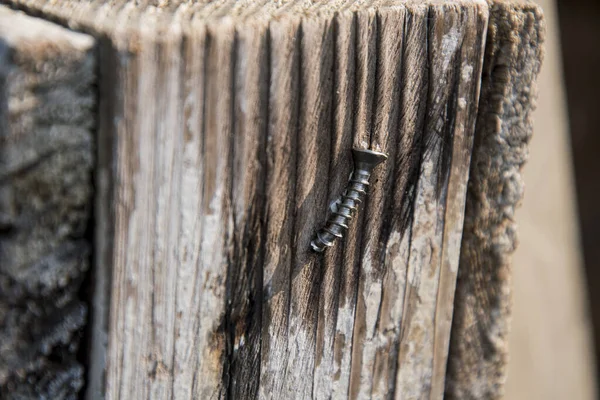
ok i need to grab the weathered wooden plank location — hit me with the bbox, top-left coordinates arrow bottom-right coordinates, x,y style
331,7 -> 376,399
280,12 -> 335,399
171,20 -> 207,400
259,13 -> 301,400
197,19 -> 236,399
0,6 -> 95,399
106,13 -> 235,399
107,17 -> 156,400
0,1 -> 547,399
312,8 -> 356,400
363,3 -> 429,398
430,4 -> 488,398
340,2 -> 489,399
349,5 -> 406,399
394,2 -> 488,398
446,2 -> 545,399
227,15 -> 270,400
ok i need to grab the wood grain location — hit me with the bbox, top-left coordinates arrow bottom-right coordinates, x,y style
313,8 -> 356,400
0,0 -> 543,398
259,12 -> 301,400
350,5 -> 406,399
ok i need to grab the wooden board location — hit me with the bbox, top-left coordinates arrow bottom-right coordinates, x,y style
0,0 -> 544,398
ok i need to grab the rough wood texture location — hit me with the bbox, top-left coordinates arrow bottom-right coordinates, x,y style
0,6 -> 95,399
445,1 -> 545,399
1,0 -> 545,398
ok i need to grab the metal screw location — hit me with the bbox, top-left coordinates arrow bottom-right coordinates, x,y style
311,148 -> 388,253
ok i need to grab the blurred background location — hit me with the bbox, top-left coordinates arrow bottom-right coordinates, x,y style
504,0 -> 600,398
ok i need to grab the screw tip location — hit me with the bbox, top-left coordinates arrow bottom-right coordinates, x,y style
310,240 -> 326,253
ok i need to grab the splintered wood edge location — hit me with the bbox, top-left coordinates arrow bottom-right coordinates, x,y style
446,2 -> 545,399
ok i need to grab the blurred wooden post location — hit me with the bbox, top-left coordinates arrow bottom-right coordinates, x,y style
0,0 -> 546,399
0,7 -> 95,398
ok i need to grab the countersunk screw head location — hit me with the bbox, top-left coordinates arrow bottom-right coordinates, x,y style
352,148 -> 388,173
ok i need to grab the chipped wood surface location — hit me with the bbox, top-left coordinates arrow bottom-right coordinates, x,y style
0,0 -> 543,398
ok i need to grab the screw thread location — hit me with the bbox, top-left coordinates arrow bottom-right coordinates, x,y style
310,169 -> 371,253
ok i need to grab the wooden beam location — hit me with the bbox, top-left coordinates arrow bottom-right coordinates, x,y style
1,0 -> 545,398
0,6 -> 95,398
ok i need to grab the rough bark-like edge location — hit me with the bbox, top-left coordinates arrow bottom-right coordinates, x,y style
446,2 -> 545,398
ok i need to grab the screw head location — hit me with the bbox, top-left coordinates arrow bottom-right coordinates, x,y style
352,148 -> 388,173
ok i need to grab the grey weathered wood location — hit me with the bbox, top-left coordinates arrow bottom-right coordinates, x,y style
259,10 -> 300,400
1,0 -> 544,399
313,7 -> 356,399
0,6 -> 95,399
446,2 -> 545,399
